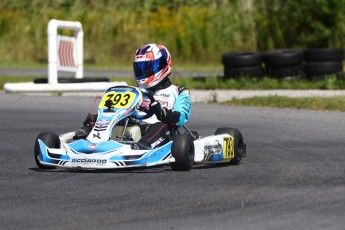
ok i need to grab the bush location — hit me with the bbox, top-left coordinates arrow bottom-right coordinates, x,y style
0,0 -> 345,66
255,0 -> 345,50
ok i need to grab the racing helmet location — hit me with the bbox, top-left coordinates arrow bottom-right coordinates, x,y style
133,44 -> 172,89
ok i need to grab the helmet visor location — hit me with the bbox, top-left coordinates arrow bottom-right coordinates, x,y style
133,56 -> 165,80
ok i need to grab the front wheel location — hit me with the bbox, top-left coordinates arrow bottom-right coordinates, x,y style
34,132 -> 60,169
170,134 -> 194,171
215,128 -> 245,165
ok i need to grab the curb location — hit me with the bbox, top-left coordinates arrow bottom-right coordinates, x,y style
190,89 -> 345,102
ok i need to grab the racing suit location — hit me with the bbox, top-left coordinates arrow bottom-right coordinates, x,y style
133,78 -> 191,149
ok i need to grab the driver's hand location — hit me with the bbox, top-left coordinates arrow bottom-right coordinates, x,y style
137,98 -> 150,111
150,101 -> 163,118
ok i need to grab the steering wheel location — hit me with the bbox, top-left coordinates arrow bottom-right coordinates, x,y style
132,88 -> 155,120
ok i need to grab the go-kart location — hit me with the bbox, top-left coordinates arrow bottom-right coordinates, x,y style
34,85 -> 246,171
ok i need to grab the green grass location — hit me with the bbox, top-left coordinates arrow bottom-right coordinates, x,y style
0,1 -> 256,65
221,96 -> 345,112
2,75 -> 345,111
0,76 -> 35,88
172,76 -> 345,90
1,1 -> 345,67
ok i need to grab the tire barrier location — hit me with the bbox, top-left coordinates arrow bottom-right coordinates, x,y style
304,48 -> 344,62
263,49 -> 304,79
34,77 -> 110,84
304,48 -> 344,80
224,66 -> 263,78
221,48 -> 344,80
222,51 -> 263,78
268,64 -> 304,78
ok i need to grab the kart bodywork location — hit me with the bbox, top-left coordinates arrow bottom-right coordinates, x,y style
35,86 -> 246,171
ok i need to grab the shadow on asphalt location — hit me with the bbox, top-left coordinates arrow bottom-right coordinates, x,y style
28,162 -> 239,174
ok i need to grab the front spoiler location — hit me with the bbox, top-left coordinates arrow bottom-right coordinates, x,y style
37,139 -> 174,169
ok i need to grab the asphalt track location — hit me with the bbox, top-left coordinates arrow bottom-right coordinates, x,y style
0,93 -> 344,230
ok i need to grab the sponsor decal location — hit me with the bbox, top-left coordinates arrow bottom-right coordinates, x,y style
124,106 -> 134,116
151,137 -> 165,149
93,132 -> 101,139
88,144 -> 97,150
157,93 -> 170,98
96,118 -> 110,126
203,141 -> 222,161
109,87 -> 133,92
72,159 -> 107,164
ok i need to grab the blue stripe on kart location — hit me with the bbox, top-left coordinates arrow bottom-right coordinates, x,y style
145,142 -> 172,164
68,140 -> 123,154
38,140 -> 69,164
109,142 -> 172,166
208,153 -> 224,161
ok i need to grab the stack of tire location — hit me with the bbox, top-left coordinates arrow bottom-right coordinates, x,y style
33,77 -> 110,84
304,48 -> 344,80
263,49 -> 304,79
221,51 -> 263,79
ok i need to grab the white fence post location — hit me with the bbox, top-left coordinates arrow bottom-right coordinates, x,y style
48,19 -> 83,85
4,19 -> 128,93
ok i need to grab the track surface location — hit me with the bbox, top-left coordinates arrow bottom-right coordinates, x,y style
0,93 -> 344,230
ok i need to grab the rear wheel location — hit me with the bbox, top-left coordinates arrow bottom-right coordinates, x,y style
215,128 -> 245,165
170,134 -> 194,171
34,132 -> 60,169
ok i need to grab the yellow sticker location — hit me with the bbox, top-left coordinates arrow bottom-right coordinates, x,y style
223,135 -> 234,160
99,92 -> 135,109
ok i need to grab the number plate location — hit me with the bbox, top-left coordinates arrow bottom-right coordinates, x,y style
99,92 -> 136,109
223,135 -> 234,160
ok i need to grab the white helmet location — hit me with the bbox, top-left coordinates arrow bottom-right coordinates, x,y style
133,44 -> 172,89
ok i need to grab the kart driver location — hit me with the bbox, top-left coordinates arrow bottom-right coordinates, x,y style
74,43 -> 191,150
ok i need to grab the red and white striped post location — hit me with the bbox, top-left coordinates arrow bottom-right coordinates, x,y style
48,19 -> 83,85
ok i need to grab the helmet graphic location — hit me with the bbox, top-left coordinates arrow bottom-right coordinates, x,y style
133,44 -> 172,89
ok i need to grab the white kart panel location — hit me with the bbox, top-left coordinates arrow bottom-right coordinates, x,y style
193,134 -> 234,163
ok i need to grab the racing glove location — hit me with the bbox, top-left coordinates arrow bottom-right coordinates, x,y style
150,101 -> 181,124
150,101 -> 164,118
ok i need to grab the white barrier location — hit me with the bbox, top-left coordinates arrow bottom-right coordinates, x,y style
4,81 -> 128,93
4,19 -> 127,93
48,19 -> 83,85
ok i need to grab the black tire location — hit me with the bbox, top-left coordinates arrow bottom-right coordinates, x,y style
263,49 -> 304,67
215,127 -> 245,165
224,66 -> 263,78
170,134 -> 194,171
305,61 -> 343,77
34,132 -> 60,169
34,77 -> 109,84
222,51 -> 262,67
267,64 -> 304,78
304,48 -> 344,62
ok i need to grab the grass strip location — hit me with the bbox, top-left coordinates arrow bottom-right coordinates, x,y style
2,76 -> 345,111
221,96 -> 345,112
